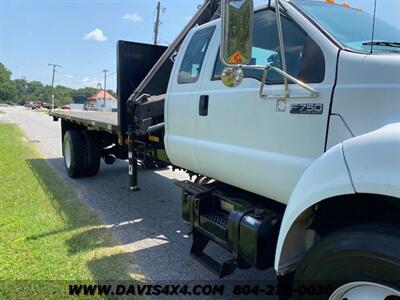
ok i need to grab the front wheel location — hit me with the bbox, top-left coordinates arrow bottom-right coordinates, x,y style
293,224 -> 400,300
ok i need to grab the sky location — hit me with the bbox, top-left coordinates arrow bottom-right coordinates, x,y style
0,0 -> 399,91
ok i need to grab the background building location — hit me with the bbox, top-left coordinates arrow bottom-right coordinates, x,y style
87,90 -> 117,110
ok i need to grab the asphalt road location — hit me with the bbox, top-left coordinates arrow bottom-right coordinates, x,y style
1,107 -> 276,285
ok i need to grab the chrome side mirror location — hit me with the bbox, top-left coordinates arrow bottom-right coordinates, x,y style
221,67 -> 244,87
221,0 -> 254,66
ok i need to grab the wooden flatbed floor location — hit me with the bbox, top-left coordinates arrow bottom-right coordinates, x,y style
50,110 -> 119,134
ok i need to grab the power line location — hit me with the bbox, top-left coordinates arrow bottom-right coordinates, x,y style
56,70 -> 103,77
60,44 -> 117,71
55,68 -> 115,79
48,63 -> 61,110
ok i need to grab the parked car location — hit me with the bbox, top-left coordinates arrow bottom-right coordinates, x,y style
60,104 -> 70,110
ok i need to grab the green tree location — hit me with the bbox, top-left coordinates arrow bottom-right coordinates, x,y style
0,63 -> 16,103
14,79 -> 29,105
71,87 -> 97,104
107,89 -> 117,98
27,81 -> 45,103
53,85 -> 74,105
1,62 -> 116,106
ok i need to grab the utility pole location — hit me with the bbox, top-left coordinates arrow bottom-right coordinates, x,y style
21,77 -> 28,104
153,1 -> 166,45
48,63 -> 61,110
103,69 -> 108,110
154,2 -> 161,45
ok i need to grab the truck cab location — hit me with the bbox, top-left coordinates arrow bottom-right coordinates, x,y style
166,1 -> 333,204
166,0 -> 400,204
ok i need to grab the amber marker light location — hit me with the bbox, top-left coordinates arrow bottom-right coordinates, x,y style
229,51 -> 244,64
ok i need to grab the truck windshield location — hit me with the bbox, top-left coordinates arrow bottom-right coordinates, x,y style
294,1 -> 400,54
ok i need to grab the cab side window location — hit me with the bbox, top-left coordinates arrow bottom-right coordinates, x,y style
213,9 -> 325,84
178,26 -> 216,84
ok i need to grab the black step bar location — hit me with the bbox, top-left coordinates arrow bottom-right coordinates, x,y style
191,232 -> 236,278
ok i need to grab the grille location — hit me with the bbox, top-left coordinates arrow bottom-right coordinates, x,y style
201,211 -> 228,229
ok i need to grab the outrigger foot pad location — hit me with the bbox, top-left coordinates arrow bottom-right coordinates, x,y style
129,186 -> 141,192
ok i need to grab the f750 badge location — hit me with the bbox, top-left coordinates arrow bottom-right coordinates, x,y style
290,103 -> 323,115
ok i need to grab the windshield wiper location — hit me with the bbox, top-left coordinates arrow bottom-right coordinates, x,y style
362,41 -> 400,48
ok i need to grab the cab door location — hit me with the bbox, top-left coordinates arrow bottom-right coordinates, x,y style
196,8 -> 338,204
165,24 -> 216,173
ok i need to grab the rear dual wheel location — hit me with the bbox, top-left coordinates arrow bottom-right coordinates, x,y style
63,130 -> 101,178
82,131 -> 101,176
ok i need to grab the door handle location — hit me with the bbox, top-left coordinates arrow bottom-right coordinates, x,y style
199,95 -> 209,116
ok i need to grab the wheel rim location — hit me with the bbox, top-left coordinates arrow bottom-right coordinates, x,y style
64,139 -> 72,169
330,281 -> 400,300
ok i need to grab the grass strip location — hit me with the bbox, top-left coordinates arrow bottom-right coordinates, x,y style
0,124 -> 138,299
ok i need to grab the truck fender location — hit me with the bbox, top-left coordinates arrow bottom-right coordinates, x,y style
274,123 -> 400,274
343,123 -> 400,197
274,143 -> 355,274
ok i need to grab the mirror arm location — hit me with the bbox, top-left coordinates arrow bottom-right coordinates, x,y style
259,67 -> 270,99
258,65 -> 319,100
274,0 -> 289,97
226,64 -> 318,99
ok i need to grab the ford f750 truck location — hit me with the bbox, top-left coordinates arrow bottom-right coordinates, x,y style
50,0 -> 400,298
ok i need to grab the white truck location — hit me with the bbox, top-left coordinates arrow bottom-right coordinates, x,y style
51,0 -> 400,298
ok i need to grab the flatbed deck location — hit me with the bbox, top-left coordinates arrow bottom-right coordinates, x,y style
50,110 -> 119,134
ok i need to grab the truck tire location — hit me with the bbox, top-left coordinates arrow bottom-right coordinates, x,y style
63,130 -> 86,178
82,131 -> 101,176
292,224 -> 400,300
